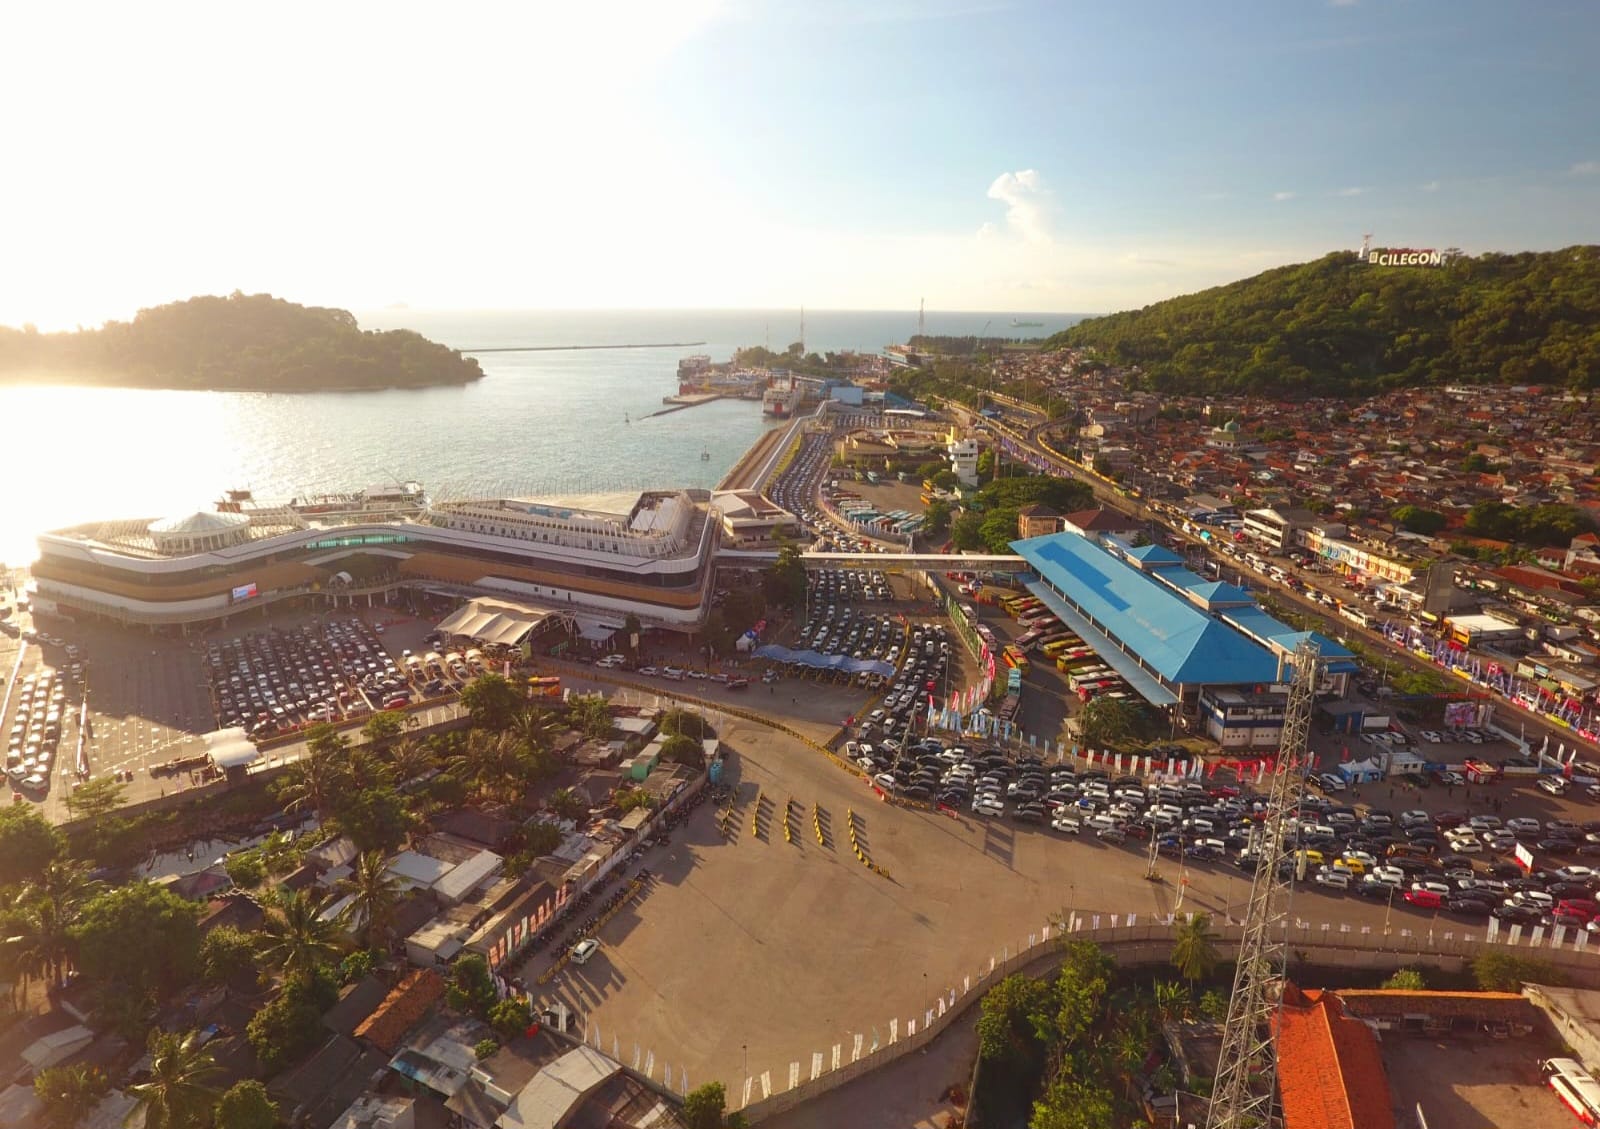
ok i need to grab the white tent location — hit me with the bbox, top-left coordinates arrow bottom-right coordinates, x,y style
203,726 -> 260,770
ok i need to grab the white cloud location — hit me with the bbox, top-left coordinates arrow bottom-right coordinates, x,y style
975,221 -> 999,239
986,169 -> 1052,243
1272,191 -> 1297,202
1336,186 -> 1365,197
1420,180 -> 1441,192
1572,160 -> 1600,175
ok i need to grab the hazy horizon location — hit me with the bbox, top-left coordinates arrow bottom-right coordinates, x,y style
3,1 -> 1595,330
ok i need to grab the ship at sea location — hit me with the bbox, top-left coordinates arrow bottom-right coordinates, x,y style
1010,318 -> 1044,328
216,482 -> 429,520
761,374 -> 802,418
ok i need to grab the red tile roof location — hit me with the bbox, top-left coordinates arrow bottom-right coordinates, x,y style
353,968 -> 445,1052
1276,986 -> 1395,1129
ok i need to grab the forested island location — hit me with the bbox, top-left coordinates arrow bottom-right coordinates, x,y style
1048,246 -> 1600,395
0,292 -> 484,391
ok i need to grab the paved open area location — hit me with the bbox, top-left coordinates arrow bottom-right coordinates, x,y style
1382,1038 -> 1568,1129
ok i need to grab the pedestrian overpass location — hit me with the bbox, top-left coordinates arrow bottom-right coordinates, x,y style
716,548 -> 1030,571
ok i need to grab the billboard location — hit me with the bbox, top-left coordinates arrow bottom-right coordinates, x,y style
1368,248 -> 1444,267
231,582 -> 259,603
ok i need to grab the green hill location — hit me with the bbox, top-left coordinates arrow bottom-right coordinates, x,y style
0,292 -> 483,391
1047,247 -> 1600,395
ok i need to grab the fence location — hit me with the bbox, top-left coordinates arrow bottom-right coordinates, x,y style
725,907 -> 1600,1123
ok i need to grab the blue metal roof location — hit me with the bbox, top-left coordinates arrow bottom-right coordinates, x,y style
1161,567 -> 1212,590
1013,532 -> 1281,687
1116,541 -> 1185,567
1021,583 -> 1179,707
1186,581 -> 1255,606
1219,605 -> 1294,645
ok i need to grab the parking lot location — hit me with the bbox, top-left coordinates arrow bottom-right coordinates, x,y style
1382,1038 -> 1569,1129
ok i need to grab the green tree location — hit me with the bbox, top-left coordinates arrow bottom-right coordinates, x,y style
446,953 -> 498,1018
273,739 -> 347,821
127,1029 -> 222,1129
212,1080 -> 279,1129
71,881 -> 201,998
1391,505 -> 1446,535
763,545 -> 808,609
1077,695 -> 1142,750
461,672 -> 525,731
246,969 -> 337,1071
681,1081 -> 731,1129
923,498 -> 952,537
548,788 -> 588,822
258,890 -> 342,979
489,996 -> 533,1039
1152,979 -> 1190,1026
0,805 -> 65,885
623,612 -> 643,658
63,775 -> 127,821
1170,913 -> 1221,990
1472,951 -> 1565,992
337,850 -> 403,951
523,820 -> 565,856
33,1064 -> 108,1129
660,707 -> 712,741
387,735 -> 436,783
659,733 -> 705,768
1382,967 -> 1428,991
976,972 -> 1056,1062
1032,1076 -> 1117,1129
950,510 -> 987,552
200,925 -> 263,991
566,694 -> 614,740
362,710 -> 407,746
1198,988 -> 1229,1021
329,781 -> 415,854
1053,940 -> 1115,1054
975,450 -> 996,481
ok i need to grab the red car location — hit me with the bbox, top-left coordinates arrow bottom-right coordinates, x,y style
1404,888 -> 1443,909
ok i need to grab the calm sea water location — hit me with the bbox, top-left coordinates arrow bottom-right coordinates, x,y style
0,308 -> 1084,566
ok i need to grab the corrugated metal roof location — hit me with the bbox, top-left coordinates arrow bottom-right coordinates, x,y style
1013,533 -> 1280,687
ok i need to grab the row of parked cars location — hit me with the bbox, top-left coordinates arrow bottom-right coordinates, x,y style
5,669 -> 68,791
208,619 -> 404,738
809,567 -> 893,605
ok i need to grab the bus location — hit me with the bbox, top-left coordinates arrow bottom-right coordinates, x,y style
1077,680 -> 1121,702
1068,666 -> 1114,692
1040,634 -> 1080,656
1002,645 -> 1031,674
1008,599 -> 1043,620
999,594 -> 1029,615
1018,609 -> 1060,630
527,675 -> 563,698
1054,647 -> 1097,667
1338,604 -> 1374,629
1543,1058 -> 1600,1125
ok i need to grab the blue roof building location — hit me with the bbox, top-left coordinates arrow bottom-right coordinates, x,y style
1012,531 -> 1284,706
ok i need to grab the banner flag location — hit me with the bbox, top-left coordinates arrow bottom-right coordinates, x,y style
742,1078 -> 752,1108
761,1071 -> 772,1099
853,1033 -> 864,1061
832,1044 -> 841,1070
788,1062 -> 799,1091
812,1052 -> 823,1081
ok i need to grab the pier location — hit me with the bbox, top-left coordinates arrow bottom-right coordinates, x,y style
458,341 -> 706,354
640,392 -> 727,418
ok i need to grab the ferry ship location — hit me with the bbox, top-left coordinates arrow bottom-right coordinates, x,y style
761,375 -> 802,418
216,482 -> 428,520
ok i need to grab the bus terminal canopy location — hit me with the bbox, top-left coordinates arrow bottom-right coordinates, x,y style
752,644 -> 895,677
204,726 -> 260,770
435,598 -> 575,649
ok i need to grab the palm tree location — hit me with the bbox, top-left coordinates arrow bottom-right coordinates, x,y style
1152,979 -> 1191,1027
387,737 -> 435,784
17,896 -> 76,988
275,747 -> 345,822
547,787 -> 588,822
1110,1024 -> 1147,1099
337,851 -> 402,951
1170,912 -> 1221,991
126,1029 -> 221,1129
511,708 -> 561,754
257,891 -> 341,979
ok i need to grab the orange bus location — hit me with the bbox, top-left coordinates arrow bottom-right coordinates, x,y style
527,675 -> 563,698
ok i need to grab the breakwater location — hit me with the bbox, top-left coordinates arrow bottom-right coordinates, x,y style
458,341 -> 707,353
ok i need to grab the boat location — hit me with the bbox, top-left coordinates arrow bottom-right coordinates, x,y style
700,445 -> 711,461
1010,319 -> 1044,328
761,375 -> 801,418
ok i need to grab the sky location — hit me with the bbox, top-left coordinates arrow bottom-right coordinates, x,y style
2,0 -> 1598,328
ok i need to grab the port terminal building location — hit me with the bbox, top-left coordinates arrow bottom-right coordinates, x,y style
1010,531 -> 1357,746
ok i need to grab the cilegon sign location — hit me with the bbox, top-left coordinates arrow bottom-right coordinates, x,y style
1367,248 -> 1444,267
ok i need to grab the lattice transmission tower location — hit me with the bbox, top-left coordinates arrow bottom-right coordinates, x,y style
1205,640 -> 1321,1129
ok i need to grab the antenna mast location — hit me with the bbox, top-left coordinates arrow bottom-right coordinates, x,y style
918,297 -> 925,340
1205,640 -> 1322,1129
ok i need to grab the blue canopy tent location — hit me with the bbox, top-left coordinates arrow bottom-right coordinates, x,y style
752,645 -> 896,678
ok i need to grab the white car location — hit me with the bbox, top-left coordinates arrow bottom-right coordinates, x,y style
1507,817 -> 1542,836
1419,730 -> 1443,743
1314,868 -> 1351,891
1538,777 -> 1570,796
1371,865 -> 1405,888
1316,773 -> 1347,793
1050,815 -> 1082,835
1446,837 -> 1483,855
570,938 -> 600,965
972,798 -> 1006,817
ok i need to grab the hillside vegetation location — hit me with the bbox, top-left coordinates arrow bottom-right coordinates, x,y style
0,292 -> 483,391
1049,247 -> 1600,395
